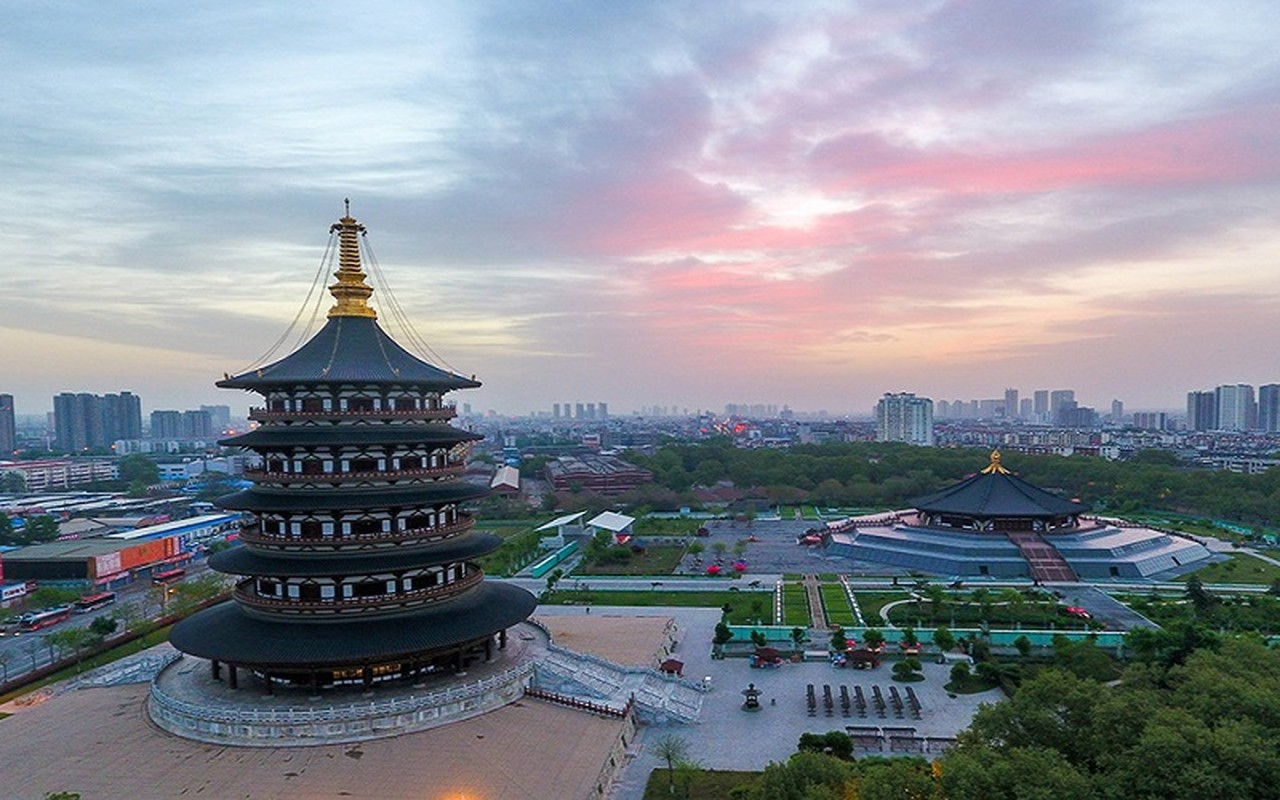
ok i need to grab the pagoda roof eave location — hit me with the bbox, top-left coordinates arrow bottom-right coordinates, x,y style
209,532 -> 503,576
219,426 -> 481,449
215,482 -> 489,513
169,582 -> 537,667
218,316 -> 481,392
909,471 -> 1087,519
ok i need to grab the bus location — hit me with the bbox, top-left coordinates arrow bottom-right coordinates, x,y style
74,591 -> 117,613
19,606 -> 73,632
152,567 -> 187,585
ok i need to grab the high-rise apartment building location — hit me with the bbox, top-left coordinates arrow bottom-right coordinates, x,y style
1049,390 -> 1075,421
1215,384 -> 1256,431
1133,412 -> 1168,430
598,402 -> 608,419
54,391 -> 143,451
1033,390 -> 1049,421
0,393 -> 15,455
1019,398 -> 1033,419
1259,384 -> 1280,433
875,392 -> 934,446
200,404 -> 232,432
1186,390 -> 1217,431
151,410 -> 184,439
182,409 -> 214,439
1003,388 -> 1018,419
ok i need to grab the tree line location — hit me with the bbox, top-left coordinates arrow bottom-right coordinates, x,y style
620,440 -> 1280,526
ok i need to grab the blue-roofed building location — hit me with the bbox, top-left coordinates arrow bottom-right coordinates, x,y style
826,451 -> 1212,581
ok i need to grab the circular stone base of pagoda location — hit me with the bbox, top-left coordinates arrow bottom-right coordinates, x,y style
148,621 -> 544,747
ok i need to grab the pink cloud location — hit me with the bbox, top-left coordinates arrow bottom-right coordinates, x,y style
810,103 -> 1280,194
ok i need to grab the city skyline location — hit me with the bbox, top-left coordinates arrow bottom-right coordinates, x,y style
4,3 -> 1280,416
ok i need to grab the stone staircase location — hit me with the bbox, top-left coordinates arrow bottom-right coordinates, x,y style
532,647 -> 704,724
1006,531 -> 1078,582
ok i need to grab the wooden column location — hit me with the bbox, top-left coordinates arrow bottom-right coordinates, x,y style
211,660 -> 221,680
228,665 -> 239,690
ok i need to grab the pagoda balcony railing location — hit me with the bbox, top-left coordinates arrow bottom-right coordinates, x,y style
237,514 -> 473,550
249,407 -> 456,422
233,570 -> 483,616
244,463 -> 466,485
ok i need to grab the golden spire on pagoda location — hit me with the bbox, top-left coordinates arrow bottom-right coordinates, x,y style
327,199 -> 377,319
980,449 -> 1010,474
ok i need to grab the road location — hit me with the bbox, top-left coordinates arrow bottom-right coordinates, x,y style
0,560 -> 216,686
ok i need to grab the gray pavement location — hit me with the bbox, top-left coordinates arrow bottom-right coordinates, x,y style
576,605 -> 1001,800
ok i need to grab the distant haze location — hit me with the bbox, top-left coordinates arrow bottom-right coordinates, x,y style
3,2 -> 1278,418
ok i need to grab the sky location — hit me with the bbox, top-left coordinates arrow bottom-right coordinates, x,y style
3,1 -> 1280,418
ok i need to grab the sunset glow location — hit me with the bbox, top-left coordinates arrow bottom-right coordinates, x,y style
2,1 -> 1278,416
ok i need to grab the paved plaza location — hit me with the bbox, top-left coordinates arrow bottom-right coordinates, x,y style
533,606 -> 1000,800
0,681 -> 627,800
1,604 -> 999,799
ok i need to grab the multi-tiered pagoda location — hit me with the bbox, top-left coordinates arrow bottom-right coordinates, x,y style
170,210 -> 536,692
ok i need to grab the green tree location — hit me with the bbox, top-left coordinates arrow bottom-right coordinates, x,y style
790,626 -> 806,651
950,660 -> 971,683
119,455 -> 160,485
829,625 -> 847,652
713,621 -> 734,646
900,626 -> 919,648
856,758 -> 935,800
651,734 -> 690,794
797,730 -> 853,760
1185,574 -> 1214,614
863,627 -> 885,650
752,751 -> 855,800
88,616 -> 119,637
933,626 -> 956,653
940,745 -> 1090,800
0,512 -> 14,546
1013,634 -> 1032,658
545,567 -> 563,596
1,471 -> 25,492
892,657 -> 923,682
22,514 -> 60,544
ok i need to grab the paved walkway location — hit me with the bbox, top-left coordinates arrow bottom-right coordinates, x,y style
803,575 -> 829,631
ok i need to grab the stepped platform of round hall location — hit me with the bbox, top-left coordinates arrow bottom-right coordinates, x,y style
149,619 -> 547,747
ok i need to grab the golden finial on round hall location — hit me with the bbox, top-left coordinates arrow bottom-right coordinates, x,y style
327,201 -> 377,319
980,449 -> 1010,474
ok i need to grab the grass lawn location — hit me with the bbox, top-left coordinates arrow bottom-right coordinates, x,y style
642,768 -> 759,799
1119,591 -> 1280,634
1179,553 -> 1280,585
853,590 -> 912,623
887,599 -> 1094,631
576,545 -> 688,576
820,584 -> 858,626
782,583 -> 810,626
542,589 -> 774,624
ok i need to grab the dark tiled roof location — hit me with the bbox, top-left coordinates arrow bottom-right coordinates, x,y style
216,481 -> 489,512
210,533 -> 502,576
910,471 -> 1087,518
220,425 -> 481,449
169,582 -> 537,667
217,316 -> 481,391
